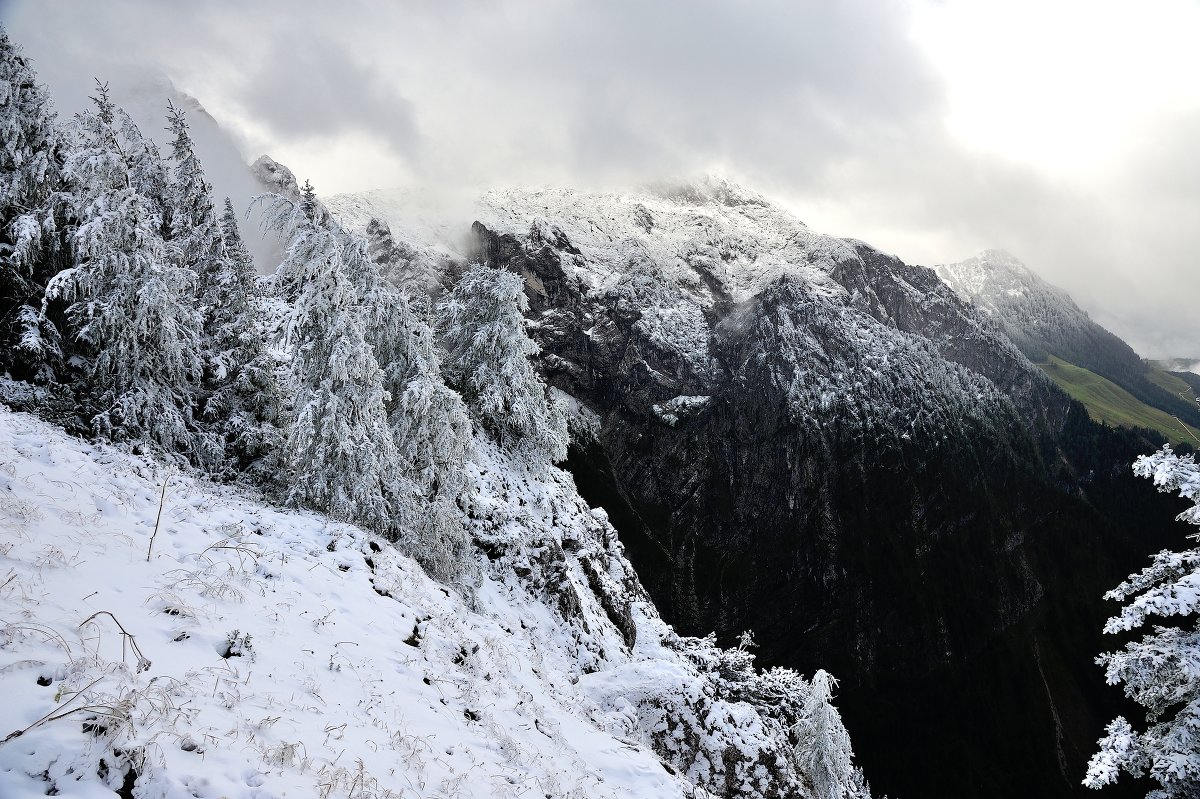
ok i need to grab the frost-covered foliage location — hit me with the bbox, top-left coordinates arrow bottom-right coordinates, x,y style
46,82 -> 204,453
270,201 -> 476,585
0,26 -> 57,220
167,105 -> 280,476
342,236 -> 472,503
1085,446 -> 1200,798
795,670 -> 855,799
747,278 -> 1016,444
203,198 -> 282,479
259,192 -> 407,534
387,293 -> 473,502
0,24 -> 63,381
439,262 -> 568,467
579,626 -> 866,799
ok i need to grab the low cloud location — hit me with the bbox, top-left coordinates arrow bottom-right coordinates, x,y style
3,0 -> 1195,356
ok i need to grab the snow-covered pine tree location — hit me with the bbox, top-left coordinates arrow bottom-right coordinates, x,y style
165,103 -> 278,476
166,102 -> 221,281
438,262 -> 567,468
340,229 -> 474,584
212,197 -> 283,479
1084,445 -> 1200,799
163,101 -> 224,467
342,240 -> 472,497
46,81 -> 203,452
794,669 -> 854,799
259,191 -> 407,533
118,107 -> 171,238
0,25 -> 64,381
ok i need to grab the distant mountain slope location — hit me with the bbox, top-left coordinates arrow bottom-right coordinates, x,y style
935,250 -> 1200,428
1170,370 -> 1200,394
1039,355 -> 1198,446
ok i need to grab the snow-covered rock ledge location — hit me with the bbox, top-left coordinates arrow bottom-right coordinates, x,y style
0,407 -> 869,799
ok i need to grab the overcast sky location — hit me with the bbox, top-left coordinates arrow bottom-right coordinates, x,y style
4,0 -> 1197,356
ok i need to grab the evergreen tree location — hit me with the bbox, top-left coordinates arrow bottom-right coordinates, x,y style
165,103 -> 279,475
342,239 -> 472,499
0,25 -> 64,380
119,107 -> 170,235
166,102 -> 221,282
438,262 -> 567,468
211,197 -> 283,479
341,228 -> 475,583
46,82 -> 203,452
299,178 -> 317,219
260,192 -> 407,532
794,670 -> 854,799
1085,445 -> 1200,798
390,293 -> 472,499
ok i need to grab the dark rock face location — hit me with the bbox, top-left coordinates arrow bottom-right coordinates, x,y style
468,220 -> 1180,799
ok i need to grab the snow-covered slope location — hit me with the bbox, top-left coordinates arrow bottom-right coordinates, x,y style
328,178 -> 862,308
0,406 -> 856,799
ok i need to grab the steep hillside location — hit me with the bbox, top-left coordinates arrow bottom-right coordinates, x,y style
326,177 -> 1186,799
935,250 -> 1200,429
0,407 -> 863,799
1038,355 -> 1199,446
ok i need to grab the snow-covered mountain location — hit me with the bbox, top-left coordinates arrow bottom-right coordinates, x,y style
322,178 -> 1184,799
327,179 -> 1058,432
0,405 -> 866,798
935,249 -> 1200,427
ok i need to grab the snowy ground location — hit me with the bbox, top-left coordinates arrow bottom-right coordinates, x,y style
0,407 -> 706,798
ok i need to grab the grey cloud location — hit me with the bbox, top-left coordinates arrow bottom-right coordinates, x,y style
1,0 -> 1194,357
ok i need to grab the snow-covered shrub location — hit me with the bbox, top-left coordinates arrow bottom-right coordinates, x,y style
1084,446 -> 1200,798
222,629 -> 255,660
591,628 -> 863,799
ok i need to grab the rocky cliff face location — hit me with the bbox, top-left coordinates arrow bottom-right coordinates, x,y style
325,179 -> 1182,799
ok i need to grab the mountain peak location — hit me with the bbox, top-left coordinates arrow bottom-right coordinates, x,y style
644,175 -> 772,209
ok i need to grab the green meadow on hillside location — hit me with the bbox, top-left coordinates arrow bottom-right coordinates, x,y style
1038,355 -> 1199,447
